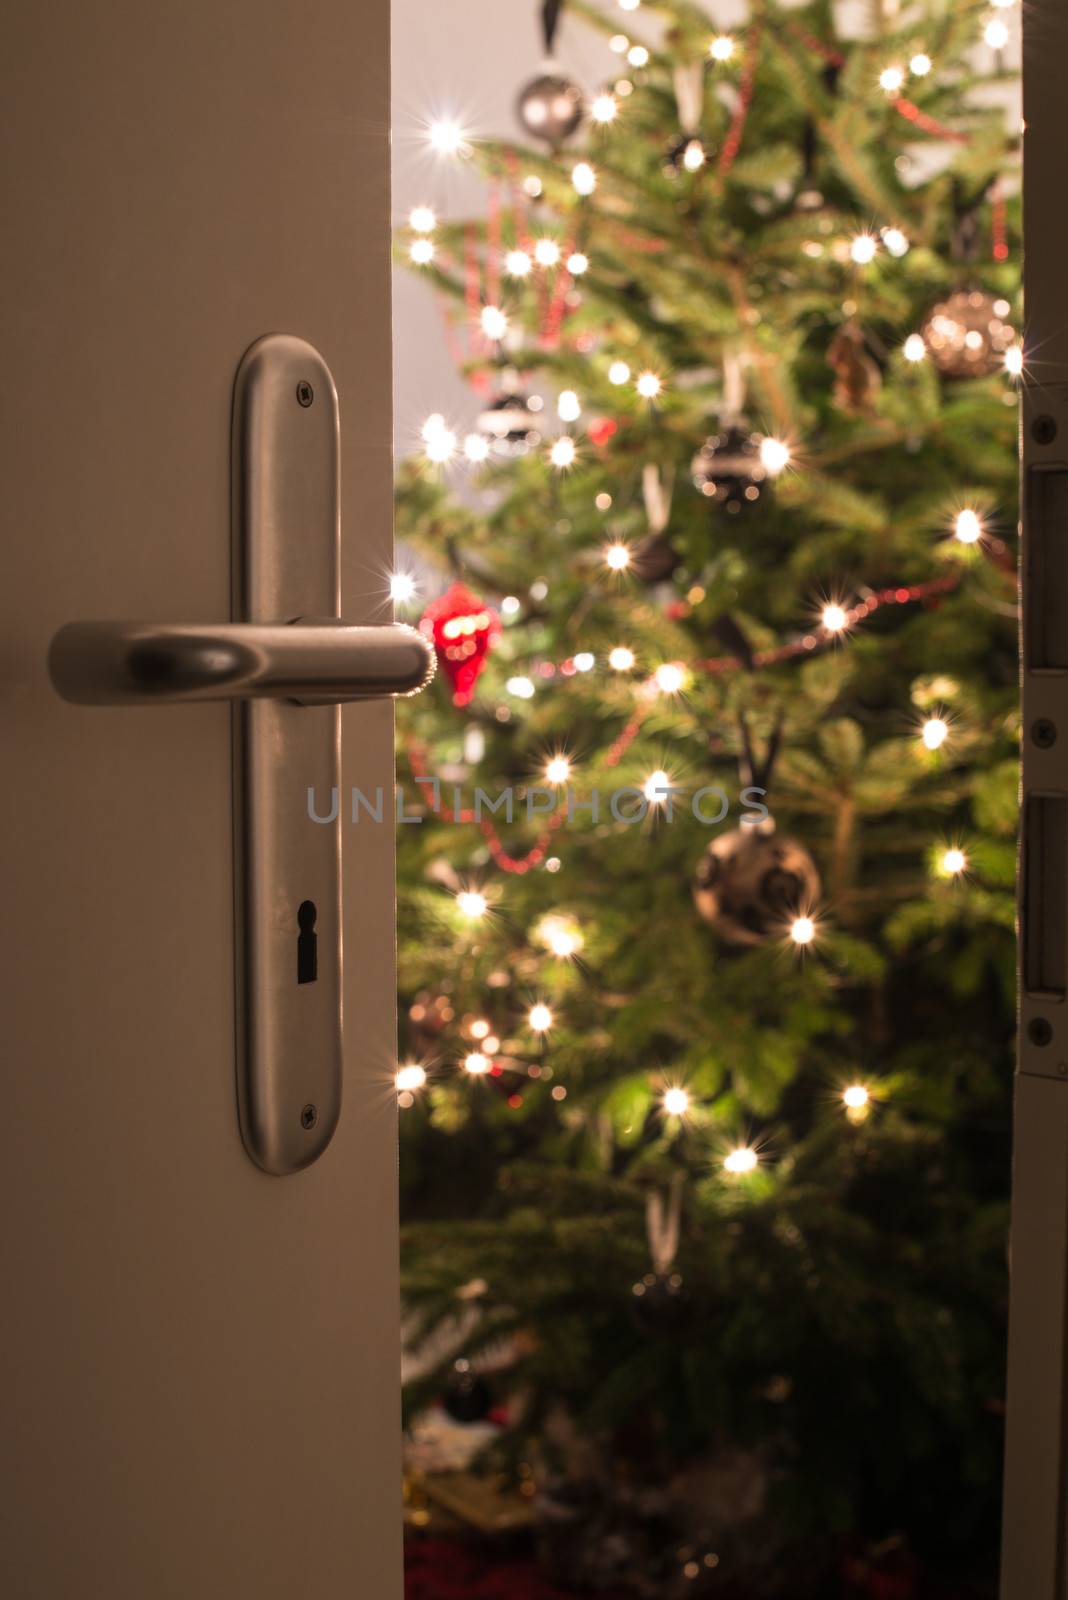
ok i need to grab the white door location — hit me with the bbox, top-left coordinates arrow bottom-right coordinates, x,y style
1,4 -> 408,1595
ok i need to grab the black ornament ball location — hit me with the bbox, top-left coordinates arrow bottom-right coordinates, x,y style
693,825 -> 820,947
630,1271 -> 691,1336
630,531 -> 680,584
691,427 -> 767,514
516,72 -> 584,145
476,391 -> 542,455
441,1364 -> 493,1424
662,134 -> 707,178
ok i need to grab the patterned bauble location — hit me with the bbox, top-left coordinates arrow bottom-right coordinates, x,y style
920,288 -> 1016,378
476,390 -> 542,456
691,427 -> 767,514
630,1271 -> 691,1337
693,825 -> 820,947
516,72 -> 584,145
419,582 -> 501,707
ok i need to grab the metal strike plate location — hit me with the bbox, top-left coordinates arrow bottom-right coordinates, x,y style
232,334 -> 343,1174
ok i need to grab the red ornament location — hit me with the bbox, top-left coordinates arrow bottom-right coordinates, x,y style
419,582 -> 501,707
588,416 -> 619,448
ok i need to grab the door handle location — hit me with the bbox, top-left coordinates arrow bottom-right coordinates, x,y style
48,618 -> 433,705
47,333 -> 432,1177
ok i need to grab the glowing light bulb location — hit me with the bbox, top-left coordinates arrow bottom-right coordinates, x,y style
724,1146 -> 758,1174
682,139 -> 706,172
627,44 -> 649,68
424,423 -> 456,464
534,238 -> 561,267
654,662 -> 687,694
850,233 -> 879,265
619,0 -> 640,11
903,333 -> 927,362
567,252 -> 589,275
528,1002 -> 553,1032
457,890 -> 487,919
480,305 -> 508,341
1005,345 -> 1023,376
609,33 -> 629,54
591,94 -> 618,124
662,1086 -> 690,1117
879,66 -> 905,92
985,19 -> 1010,48
409,206 -> 436,233
574,651 -> 595,672
572,162 -> 597,196
941,847 -> 967,876
463,433 -> 490,463
643,769 -> 671,804
882,227 -> 909,257
545,756 -> 572,784
506,675 -> 535,699
463,1052 -> 490,1075
759,436 -> 791,475
605,542 -> 631,571
710,34 -> 736,61
608,360 -> 631,385
538,915 -> 582,959
790,915 -> 816,946
470,1018 -> 490,1039
821,603 -> 849,634
429,119 -> 466,156
955,508 -> 983,545
922,717 -> 949,751
396,1063 -> 427,1093
550,436 -> 577,469
505,249 -> 532,277
389,572 -> 417,604
501,595 -> 521,617
842,1084 -> 869,1110
557,390 -> 581,423
609,646 -> 635,671
636,371 -> 662,399
910,52 -> 932,76
409,238 -> 435,265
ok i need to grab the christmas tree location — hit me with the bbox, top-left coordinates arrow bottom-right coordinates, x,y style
394,2 -> 1019,1592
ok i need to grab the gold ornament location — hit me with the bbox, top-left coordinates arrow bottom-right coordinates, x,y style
920,289 -> 1016,378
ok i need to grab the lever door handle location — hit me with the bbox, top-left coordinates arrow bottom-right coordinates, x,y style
48,618 -> 434,705
47,332 -> 434,1177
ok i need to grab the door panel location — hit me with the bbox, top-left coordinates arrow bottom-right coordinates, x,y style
1,5 -> 400,1595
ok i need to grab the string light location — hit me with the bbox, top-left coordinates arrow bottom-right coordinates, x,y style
941,846 -> 968,876
456,889 -> 488,919
537,914 -> 583,958
619,0 -> 641,10
396,1063 -> 427,1093
528,1002 -> 553,1032
463,433 -> 490,463
506,675 -> 536,699
790,915 -> 816,946
534,238 -> 561,267
463,1052 -> 490,1075
422,415 -> 457,465
985,18 -> 1010,48
550,436 -> 577,469
636,370 -> 662,399
480,305 -> 508,341
505,248 -> 532,277
470,1018 -> 491,1039
850,233 -> 879,265
903,334 -> 927,362
591,93 -> 618,124
954,508 -> 983,545
545,755 -> 572,784
643,769 -> 672,804
409,238 -> 435,266
821,602 -> 849,634
882,227 -> 909,257
662,1086 -> 690,1117
572,162 -> 597,196
557,390 -> 582,422
574,651 -> 595,672
389,572 -> 417,604
409,206 -> 436,233
922,716 -> 949,750
605,541 -> 632,571
428,119 -> 467,157
501,595 -> 521,617
654,662 -> 687,694
609,33 -> 629,53
627,44 -> 649,67
608,360 -> 631,385
1005,345 -> 1023,376
682,139 -> 706,172
759,436 -> 791,474
609,646 -> 635,671
910,52 -> 932,75
710,34 -> 736,61
842,1084 -> 869,1110
724,1146 -> 758,1174
567,252 -> 589,275
879,66 -> 905,93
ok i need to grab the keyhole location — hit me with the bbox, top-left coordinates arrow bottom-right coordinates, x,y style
297,900 -> 318,985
